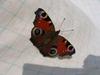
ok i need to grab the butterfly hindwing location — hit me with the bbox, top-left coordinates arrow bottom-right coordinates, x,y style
36,35 -> 75,57
56,35 -> 75,57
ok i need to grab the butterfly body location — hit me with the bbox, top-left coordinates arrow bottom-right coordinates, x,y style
30,8 -> 75,58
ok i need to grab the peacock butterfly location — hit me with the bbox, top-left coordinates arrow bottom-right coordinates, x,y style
30,8 -> 75,58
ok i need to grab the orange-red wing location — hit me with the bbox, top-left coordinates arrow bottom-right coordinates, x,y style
33,8 -> 55,32
56,35 -> 75,56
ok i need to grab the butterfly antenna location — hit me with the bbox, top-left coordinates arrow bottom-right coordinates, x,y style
61,29 -> 74,32
58,18 -> 66,29
58,18 -> 75,32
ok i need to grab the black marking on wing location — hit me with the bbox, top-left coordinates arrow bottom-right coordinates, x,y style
66,41 -> 71,48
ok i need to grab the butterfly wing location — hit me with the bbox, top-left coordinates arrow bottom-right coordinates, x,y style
30,8 -> 56,50
56,35 -> 75,57
33,8 -> 55,32
37,34 -> 75,57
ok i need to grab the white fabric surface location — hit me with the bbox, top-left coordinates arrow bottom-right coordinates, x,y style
0,0 -> 100,75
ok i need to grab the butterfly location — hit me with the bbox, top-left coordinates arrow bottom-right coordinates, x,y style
30,8 -> 75,58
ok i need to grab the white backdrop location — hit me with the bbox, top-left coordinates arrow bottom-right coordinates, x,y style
0,0 -> 100,75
